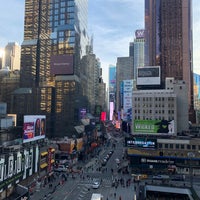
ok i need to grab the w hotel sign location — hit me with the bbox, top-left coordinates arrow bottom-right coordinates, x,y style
135,29 -> 145,39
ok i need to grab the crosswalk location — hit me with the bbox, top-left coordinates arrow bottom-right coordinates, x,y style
78,177 -> 112,187
76,177 -> 112,200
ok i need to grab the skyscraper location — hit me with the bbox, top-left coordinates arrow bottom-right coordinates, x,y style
18,0 -> 89,137
133,29 -> 145,80
4,42 -> 21,71
145,0 -> 194,121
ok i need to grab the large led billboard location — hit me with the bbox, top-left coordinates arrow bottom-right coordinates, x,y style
133,119 -> 175,135
137,66 -> 160,86
125,137 -> 157,148
50,54 -> 74,75
23,115 -> 46,143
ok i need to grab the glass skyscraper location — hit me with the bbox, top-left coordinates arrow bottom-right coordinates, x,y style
145,0 -> 194,121
18,0 -> 89,137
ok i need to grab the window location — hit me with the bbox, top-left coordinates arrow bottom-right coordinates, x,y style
187,145 -> 191,150
165,144 -> 168,148
170,144 -> 173,149
181,144 -> 184,149
192,145 -> 196,150
176,144 -> 179,149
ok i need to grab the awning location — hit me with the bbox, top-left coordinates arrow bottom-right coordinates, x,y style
40,163 -> 48,169
41,151 -> 48,156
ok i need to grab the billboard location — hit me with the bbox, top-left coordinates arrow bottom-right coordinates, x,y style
125,137 -> 157,148
137,66 -> 160,86
109,102 -> 114,121
79,108 -> 87,119
23,115 -> 46,143
123,80 -> 133,121
133,119 -> 175,135
50,54 -> 74,75
100,112 -> 106,121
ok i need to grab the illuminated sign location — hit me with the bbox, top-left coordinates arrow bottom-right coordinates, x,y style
133,119 -> 175,135
125,137 -> 157,148
23,115 -> 46,143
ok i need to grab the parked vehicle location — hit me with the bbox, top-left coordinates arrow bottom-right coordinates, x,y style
92,180 -> 101,189
54,164 -> 69,172
152,175 -> 170,180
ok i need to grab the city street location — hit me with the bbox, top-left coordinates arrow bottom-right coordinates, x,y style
30,130 -> 138,200
30,128 -> 200,200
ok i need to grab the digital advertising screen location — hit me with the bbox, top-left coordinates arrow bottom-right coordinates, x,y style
133,119 -> 175,135
23,115 -> 46,143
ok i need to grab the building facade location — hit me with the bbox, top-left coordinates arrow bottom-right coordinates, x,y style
145,0 -> 194,122
116,57 -> 134,111
133,29 -> 145,80
16,0 -> 89,138
4,42 -> 21,71
132,79 -> 189,136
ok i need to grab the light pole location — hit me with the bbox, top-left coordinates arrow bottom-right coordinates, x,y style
187,152 -> 195,188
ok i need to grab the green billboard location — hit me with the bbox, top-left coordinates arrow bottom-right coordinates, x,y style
133,119 -> 175,134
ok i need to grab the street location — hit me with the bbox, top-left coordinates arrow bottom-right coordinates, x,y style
30,130 -> 138,200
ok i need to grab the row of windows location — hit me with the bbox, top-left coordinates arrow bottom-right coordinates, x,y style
133,104 -> 175,108
134,110 -> 174,114
159,143 -> 199,150
134,97 -> 174,101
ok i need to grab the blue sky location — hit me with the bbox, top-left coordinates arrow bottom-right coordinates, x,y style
0,0 -> 199,84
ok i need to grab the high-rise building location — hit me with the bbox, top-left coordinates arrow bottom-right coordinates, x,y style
4,42 -> 21,71
16,0 -> 89,137
145,0 -> 194,121
109,65 -> 116,102
133,29 -> 145,80
116,57 -> 134,111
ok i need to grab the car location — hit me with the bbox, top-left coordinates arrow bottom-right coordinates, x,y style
152,175 -> 169,180
171,175 -> 185,181
92,181 -> 100,189
108,150 -> 113,156
54,164 -> 69,172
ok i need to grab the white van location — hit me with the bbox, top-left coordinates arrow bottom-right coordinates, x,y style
91,193 -> 103,200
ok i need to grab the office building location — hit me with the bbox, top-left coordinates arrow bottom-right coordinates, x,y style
16,0 -> 89,137
133,29 -> 145,80
116,57 -> 134,111
145,0 -> 194,121
132,78 -> 189,135
4,42 -> 21,71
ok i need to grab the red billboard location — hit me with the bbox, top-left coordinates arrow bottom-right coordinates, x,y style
50,54 -> 74,75
23,115 -> 46,143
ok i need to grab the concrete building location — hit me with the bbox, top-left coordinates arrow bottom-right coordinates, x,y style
132,78 -> 189,136
80,54 -> 103,115
0,68 -> 20,113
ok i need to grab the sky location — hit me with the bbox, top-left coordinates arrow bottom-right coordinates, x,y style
0,0 -> 199,85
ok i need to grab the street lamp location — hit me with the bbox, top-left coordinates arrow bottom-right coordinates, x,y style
187,152 -> 195,188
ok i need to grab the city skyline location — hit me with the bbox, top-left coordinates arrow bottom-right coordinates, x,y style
0,0 -> 199,84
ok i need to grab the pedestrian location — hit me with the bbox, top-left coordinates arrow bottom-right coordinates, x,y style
114,192 -> 116,198
119,196 -> 122,200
